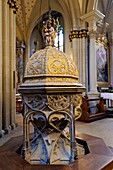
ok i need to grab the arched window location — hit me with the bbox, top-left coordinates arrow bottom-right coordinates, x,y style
54,25 -> 64,52
30,11 -> 64,56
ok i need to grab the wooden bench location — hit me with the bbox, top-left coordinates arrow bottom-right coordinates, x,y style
78,96 -> 106,122
16,94 -> 22,113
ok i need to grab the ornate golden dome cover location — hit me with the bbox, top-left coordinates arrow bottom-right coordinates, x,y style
24,12 -> 79,85
24,46 -> 79,85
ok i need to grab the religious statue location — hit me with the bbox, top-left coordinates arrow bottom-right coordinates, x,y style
42,10 -> 59,46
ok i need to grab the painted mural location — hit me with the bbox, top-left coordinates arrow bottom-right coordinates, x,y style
96,43 -> 108,82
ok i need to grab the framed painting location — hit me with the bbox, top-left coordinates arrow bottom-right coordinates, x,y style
96,42 -> 109,87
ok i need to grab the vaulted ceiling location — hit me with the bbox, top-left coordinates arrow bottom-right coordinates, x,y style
16,0 -> 37,38
16,0 -> 113,40
16,0 -> 85,40
97,0 -> 113,32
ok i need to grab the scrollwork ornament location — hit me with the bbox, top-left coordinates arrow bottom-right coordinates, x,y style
74,94 -> 82,120
47,94 -> 70,110
48,59 -> 67,74
25,95 -> 46,110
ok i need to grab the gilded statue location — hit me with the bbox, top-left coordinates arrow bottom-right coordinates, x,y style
42,10 -> 59,46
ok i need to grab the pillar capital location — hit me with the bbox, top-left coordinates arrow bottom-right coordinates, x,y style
80,9 -> 105,23
81,10 -> 105,38
69,29 -> 88,41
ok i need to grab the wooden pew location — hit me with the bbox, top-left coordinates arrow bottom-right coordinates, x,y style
78,96 -> 106,122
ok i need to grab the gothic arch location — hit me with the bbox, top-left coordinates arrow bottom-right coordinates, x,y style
26,0 -> 75,60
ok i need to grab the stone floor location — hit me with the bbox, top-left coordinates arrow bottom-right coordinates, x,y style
76,118 -> 113,147
1,114 -> 113,148
0,114 -> 23,146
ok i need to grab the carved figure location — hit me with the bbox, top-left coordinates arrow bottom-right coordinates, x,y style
42,11 -> 59,46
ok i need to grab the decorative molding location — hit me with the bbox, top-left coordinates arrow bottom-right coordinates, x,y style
69,29 -> 88,41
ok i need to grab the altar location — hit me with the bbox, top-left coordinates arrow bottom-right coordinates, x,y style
101,93 -> 113,108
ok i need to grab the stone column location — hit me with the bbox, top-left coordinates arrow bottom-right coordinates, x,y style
0,1 -> 2,136
12,12 -> 16,127
81,10 -> 105,98
69,28 -> 87,89
2,0 -> 10,132
79,31 -> 87,88
70,30 -> 80,79
72,36 -> 79,68
79,38 -> 82,84
9,5 -> 16,128
88,24 -> 98,95
82,36 -> 87,88
109,34 -> 113,85
65,28 -> 72,57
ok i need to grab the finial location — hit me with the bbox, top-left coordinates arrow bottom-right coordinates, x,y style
42,10 -> 59,47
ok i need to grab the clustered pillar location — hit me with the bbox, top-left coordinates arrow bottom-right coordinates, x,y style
109,34 -> 113,85
0,0 -> 2,133
69,28 -> 87,88
0,0 -> 17,136
81,10 -> 105,98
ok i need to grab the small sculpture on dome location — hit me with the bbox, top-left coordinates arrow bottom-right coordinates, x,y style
42,10 -> 59,46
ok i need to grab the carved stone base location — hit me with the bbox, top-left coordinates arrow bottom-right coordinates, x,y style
21,93 -> 82,164
0,123 -> 17,138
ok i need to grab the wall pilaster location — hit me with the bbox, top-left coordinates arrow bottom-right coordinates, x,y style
9,5 -> 16,128
79,23 -> 88,88
88,24 -> 98,95
109,35 -> 113,85
12,13 -> 16,127
72,37 -> 79,71
69,28 -> 87,88
2,0 -> 10,132
0,1 -> 2,135
81,10 -> 105,98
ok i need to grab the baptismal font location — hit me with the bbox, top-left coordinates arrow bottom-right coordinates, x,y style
18,10 -> 85,165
